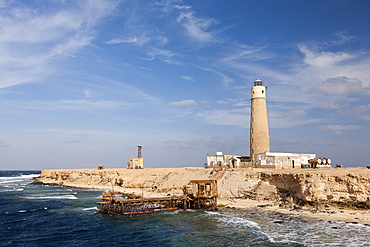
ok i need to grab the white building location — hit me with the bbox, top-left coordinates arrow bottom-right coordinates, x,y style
254,152 -> 315,169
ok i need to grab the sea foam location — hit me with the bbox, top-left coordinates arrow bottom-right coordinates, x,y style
24,195 -> 78,200
83,207 -> 97,211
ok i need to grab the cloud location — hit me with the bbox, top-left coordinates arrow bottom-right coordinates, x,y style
354,104 -> 370,121
0,0 -> 118,89
1,99 -> 128,111
231,108 -> 250,114
299,44 -> 354,67
268,109 -> 320,128
331,31 -> 354,46
174,5 -> 192,10
217,44 -> 267,64
181,75 -> 194,81
141,48 -> 177,61
316,125 -> 362,135
106,37 -> 140,44
177,10 -> 219,43
272,133 -> 312,146
84,89 -> 93,98
216,100 -> 228,104
140,66 -> 152,71
318,103 -> 341,109
311,76 -> 364,96
153,0 -> 182,14
199,67 -> 234,86
106,34 -> 167,47
168,100 -> 196,107
290,110 -> 306,117
197,106 -> 317,129
196,109 -> 249,127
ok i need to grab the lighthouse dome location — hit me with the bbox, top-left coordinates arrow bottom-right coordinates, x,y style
254,79 -> 264,86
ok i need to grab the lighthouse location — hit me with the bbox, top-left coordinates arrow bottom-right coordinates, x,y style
250,79 -> 270,162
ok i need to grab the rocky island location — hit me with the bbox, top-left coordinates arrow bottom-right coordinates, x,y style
33,166 -> 370,226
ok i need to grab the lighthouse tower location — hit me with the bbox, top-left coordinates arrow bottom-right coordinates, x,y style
250,79 -> 270,162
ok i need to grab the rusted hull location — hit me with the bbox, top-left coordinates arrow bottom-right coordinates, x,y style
97,180 -> 218,216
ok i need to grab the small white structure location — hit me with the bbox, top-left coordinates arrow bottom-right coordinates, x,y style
254,152 -> 315,169
205,152 -> 251,168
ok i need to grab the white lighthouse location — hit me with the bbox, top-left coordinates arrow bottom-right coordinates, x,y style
250,79 -> 270,162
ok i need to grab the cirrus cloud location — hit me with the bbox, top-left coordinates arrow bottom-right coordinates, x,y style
316,124 -> 362,135
311,76 -> 364,96
168,99 -> 196,107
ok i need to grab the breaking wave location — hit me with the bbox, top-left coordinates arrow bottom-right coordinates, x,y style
23,195 -> 78,200
83,207 -> 97,211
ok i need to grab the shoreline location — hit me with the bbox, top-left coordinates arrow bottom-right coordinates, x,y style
217,198 -> 370,226
32,167 -> 370,226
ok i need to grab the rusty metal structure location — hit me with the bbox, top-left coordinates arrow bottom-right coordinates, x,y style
97,180 -> 218,216
186,180 -> 218,211
137,145 -> 142,158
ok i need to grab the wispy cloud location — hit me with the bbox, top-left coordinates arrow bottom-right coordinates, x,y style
310,76 -> 364,96
141,47 -> 177,61
354,104 -> 370,121
196,109 -> 249,127
106,37 -> 141,44
316,124 -> 362,135
84,89 -> 93,98
199,67 -> 234,86
318,103 -> 342,109
2,99 -> 129,111
298,44 -> 355,67
181,75 -> 194,81
0,0 -> 118,89
231,108 -> 250,114
216,100 -> 228,105
168,100 -> 196,107
290,110 -> 306,117
331,31 -> 355,46
177,10 -> 219,43
152,0 -> 183,14
106,34 -> 167,47
272,133 -> 312,146
268,110 -> 320,128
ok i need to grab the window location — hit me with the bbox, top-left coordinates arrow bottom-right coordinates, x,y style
200,185 -> 205,192
262,90 -> 264,93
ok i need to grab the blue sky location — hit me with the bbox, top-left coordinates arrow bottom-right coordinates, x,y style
1,0 -> 369,169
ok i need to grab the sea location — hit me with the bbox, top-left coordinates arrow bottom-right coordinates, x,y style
1,171 -> 370,247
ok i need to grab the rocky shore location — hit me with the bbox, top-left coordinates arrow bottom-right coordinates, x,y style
33,167 -> 370,226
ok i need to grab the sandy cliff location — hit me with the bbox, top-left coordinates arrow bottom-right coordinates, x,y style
33,166 -> 370,225
34,167 -> 370,210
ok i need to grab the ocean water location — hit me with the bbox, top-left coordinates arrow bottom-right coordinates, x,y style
1,171 -> 370,246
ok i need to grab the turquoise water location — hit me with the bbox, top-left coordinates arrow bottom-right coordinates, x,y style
1,171 -> 370,246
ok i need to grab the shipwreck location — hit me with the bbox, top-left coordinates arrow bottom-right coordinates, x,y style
97,180 -> 218,216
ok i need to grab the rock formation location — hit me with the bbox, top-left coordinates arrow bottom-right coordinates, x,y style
33,167 -> 370,210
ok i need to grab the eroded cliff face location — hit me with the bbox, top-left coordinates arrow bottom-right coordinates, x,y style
33,167 -> 370,209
